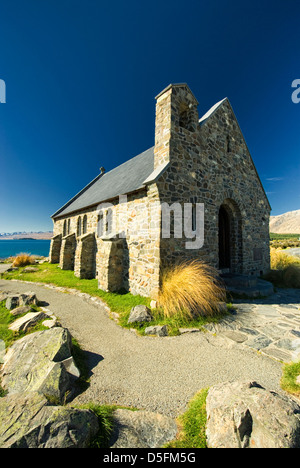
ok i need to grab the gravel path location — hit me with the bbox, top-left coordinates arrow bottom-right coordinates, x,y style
0,279 -> 283,418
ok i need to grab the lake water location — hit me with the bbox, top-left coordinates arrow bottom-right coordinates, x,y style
0,239 -> 51,259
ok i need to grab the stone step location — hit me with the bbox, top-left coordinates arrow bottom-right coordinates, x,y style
221,274 -> 274,298
221,273 -> 258,288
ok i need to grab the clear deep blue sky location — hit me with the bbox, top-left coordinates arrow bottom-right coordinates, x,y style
0,0 -> 299,232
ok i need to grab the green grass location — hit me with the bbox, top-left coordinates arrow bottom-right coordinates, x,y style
1,262 -> 229,335
1,263 -> 150,315
119,306 -> 229,336
165,388 -> 208,448
0,300 -> 50,349
281,361 -> 300,397
270,233 -> 300,250
0,299 -> 52,397
270,233 -> 300,240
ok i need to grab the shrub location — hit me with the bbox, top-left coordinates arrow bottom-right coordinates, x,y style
264,248 -> 300,288
270,248 -> 300,270
157,260 -> 226,320
12,253 -> 36,268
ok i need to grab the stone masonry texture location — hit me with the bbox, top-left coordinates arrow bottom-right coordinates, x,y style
50,83 -> 270,298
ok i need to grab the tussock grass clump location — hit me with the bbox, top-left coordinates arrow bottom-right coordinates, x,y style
12,253 -> 36,268
157,260 -> 226,320
281,361 -> 300,397
270,248 -> 300,270
264,248 -> 300,288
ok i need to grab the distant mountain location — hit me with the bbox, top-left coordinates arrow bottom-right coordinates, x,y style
0,231 -> 53,240
270,209 -> 300,234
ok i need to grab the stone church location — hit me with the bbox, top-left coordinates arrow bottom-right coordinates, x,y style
50,83 -> 271,298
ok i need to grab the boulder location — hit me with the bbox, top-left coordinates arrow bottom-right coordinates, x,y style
9,305 -> 32,317
145,325 -> 168,337
6,292 -> 38,310
206,381 -> 300,448
109,409 -> 177,448
0,292 -> 9,302
20,291 -> 38,306
0,392 -> 99,448
42,318 -> 61,329
5,295 -> 20,310
0,328 -> 80,403
22,267 -> 39,273
127,305 -> 153,324
9,311 -> 49,332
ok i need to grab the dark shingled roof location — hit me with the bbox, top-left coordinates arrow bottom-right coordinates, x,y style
52,146 -> 155,218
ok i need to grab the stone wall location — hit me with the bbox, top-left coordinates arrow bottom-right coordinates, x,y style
59,233 -> 76,271
74,233 -> 96,279
51,186 -> 161,298
154,84 -> 270,277
50,83 -> 270,298
49,234 -> 62,264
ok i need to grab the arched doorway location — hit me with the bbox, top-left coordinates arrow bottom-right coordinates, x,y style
218,200 -> 243,273
219,205 -> 231,269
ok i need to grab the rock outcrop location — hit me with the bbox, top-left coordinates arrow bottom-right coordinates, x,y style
0,327 -> 80,403
127,305 -> 153,324
206,380 -> 300,448
0,392 -> 99,448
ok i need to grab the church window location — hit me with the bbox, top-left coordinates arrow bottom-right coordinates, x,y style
83,215 -> 87,234
63,220 -> 67,237
77,217 -> 82,237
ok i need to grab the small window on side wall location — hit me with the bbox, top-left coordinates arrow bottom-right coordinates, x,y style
83,215 -> 87,235
63,220 -> 67,237
77,217 -> 82,237
226,135 -> 231,153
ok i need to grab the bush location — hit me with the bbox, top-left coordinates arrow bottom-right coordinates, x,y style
157,260 -> 226,320
270,248 -> 300,270
12,253 -> 36,268
264,248 -> 300,288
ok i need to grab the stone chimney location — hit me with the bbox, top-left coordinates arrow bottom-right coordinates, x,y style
154,83 -> 199,169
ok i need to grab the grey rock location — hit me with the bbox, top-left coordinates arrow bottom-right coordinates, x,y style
262,347 -> 292,362
42,318 -> 61,329
9,311 -> 49,332
206,381 -> 300,448
221,331 -> 248,343
0,392 -> 99,448
110,409 -> 177,448
128,305 -> 153,324
22,267 -> 39,273
276,338 -> 300,352
10,305 -> 32,316
0,328 -> 79,403
20,291 -> 38,306
145,325 -> 168,337
0,292 -> 10,302
5,295 -> 20,310
244,334 -> 272,350
5,292 -> 38,310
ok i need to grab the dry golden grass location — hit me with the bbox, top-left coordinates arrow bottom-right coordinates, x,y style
270,247 -> 300,270
157,260 -> 227,320
12,253 -> 36,268
265,248 -> 300,288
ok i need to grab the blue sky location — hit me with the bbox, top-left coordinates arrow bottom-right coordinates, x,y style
0,0 -> 299,232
